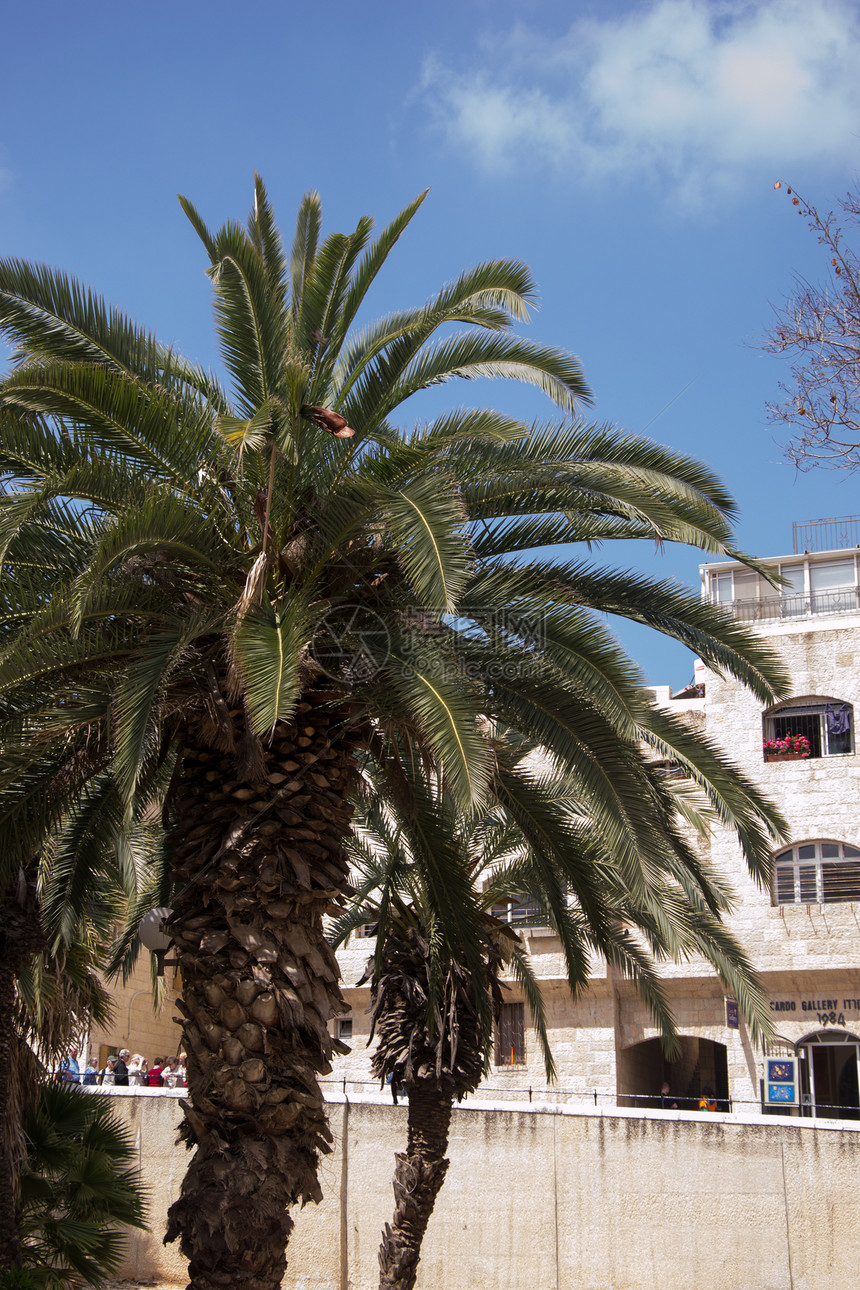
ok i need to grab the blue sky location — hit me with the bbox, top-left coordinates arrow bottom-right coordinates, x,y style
2,0 -> 858,683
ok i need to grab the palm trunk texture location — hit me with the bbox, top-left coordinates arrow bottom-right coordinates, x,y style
163,692 -> 357,1290
0,879 -> 45,1271
378,1079 -> 454,1290
0,952 -> 23,1271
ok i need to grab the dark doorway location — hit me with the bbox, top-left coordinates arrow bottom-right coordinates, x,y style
617,1036 -> 730,1111
799,1032 -> 860,1120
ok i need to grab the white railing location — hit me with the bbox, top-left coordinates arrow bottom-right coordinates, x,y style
726,587 -> 860,622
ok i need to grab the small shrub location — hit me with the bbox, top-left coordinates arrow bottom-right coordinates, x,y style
17,1081 -> 147,1289
0,1268 -> 41,1290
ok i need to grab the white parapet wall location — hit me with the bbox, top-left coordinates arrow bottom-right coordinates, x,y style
106,1088 -> 860,1290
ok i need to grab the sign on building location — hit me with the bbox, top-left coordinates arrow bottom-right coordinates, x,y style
764,1058 -> 798,1107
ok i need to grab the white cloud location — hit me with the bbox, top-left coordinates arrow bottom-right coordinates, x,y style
422,1 -> 860,197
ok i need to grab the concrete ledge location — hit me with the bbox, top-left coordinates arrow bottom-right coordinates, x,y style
79,1084 -> 186,1098
89,1079 -> 860,1133
320,1084 -> 860,1132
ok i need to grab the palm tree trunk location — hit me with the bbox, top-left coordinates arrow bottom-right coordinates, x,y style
378,1079 -> 454,1290
0,952 -> 22,1271
0,877 -> 45,1271
163,692 -> 358,1290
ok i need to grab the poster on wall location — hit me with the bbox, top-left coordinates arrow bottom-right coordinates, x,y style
764,1057 -> 798,1106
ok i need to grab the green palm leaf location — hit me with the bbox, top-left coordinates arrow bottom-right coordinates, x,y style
231,594 -> 311,734
384,473 -> 472,611
381,641 -> 490,809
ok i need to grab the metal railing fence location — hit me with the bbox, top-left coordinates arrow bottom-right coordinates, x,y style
317,1075 -> 860,1121
727,587 -> 860,622
793,515 -> 860,553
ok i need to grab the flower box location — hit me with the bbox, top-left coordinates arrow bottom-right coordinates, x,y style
763,733 -> 811,761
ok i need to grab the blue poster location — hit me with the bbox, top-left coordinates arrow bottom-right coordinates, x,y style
768,1083 -> 795,1102
765,1057 -> 798,1105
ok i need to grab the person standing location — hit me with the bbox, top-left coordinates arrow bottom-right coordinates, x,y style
146,1058 -> 165,1087
698,1086 -> 718,1112
113,1049 -> 130,1087
127,1053 -> 146,1086
82,1058 -> 99,1085
59,1045 -> 80,1083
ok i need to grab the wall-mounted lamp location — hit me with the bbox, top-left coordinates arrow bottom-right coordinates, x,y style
139,907 -> 178,977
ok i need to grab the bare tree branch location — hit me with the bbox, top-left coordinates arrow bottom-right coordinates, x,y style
763,181 -> 860,472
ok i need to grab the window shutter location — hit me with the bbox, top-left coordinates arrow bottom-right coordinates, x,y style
495,1002 -> 525,1065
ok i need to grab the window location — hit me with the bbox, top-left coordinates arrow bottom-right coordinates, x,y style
337,1017 -> 353,1040
774,842 -> 860,905
353,918 -> 377,939
491,894 -> 546,928
707,555 -> 860,622
764,700 -> 853,759
810,559 -> 856,614
494,1002 -> 525,1066
650,758 -> 689,780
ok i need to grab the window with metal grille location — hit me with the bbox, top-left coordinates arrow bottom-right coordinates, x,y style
764,700 -> 853,759
494,1002 -> 526,1066
774,842 -> 860,905
490,894 -> 546,928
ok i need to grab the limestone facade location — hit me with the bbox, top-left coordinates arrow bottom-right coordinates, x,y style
87,955 -> 182,1070
330,540 -> 860,1120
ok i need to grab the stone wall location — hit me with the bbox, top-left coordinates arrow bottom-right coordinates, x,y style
87,955 -> 182,1067
108,1088 -> 860,1290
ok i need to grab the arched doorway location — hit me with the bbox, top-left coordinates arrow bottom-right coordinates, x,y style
617,1036 -> 729,1111
798,1031 -> 860,1120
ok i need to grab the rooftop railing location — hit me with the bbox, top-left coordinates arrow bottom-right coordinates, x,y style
793,515 -> 860,553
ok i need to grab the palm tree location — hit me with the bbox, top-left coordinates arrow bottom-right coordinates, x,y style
332,773 -> 550,1290
334,735 -> 781,1290
0,869 -> 45,1270
0,179 -> 788,1288
0,780 -> 120,1272
0,922 -> 116,1274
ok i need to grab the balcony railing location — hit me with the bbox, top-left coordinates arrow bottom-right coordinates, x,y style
792,515 -> 860,553
725,587 -> 860,622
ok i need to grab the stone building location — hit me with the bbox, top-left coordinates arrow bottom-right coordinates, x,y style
330,525 -> 860,1120
91,524 -> 860,1121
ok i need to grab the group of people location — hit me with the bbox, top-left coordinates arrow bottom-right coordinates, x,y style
659,1080 -> 719,1112
59,1045 -> 187,1088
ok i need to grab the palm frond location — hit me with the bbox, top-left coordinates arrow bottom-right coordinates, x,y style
230,594 -> 311,735
0,258 -> 175,381
384,473 -> 472,612
380,642 -> 490,810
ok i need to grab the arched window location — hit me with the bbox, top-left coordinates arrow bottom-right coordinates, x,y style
763,696 -> 853,760
773,841 -> 860,905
